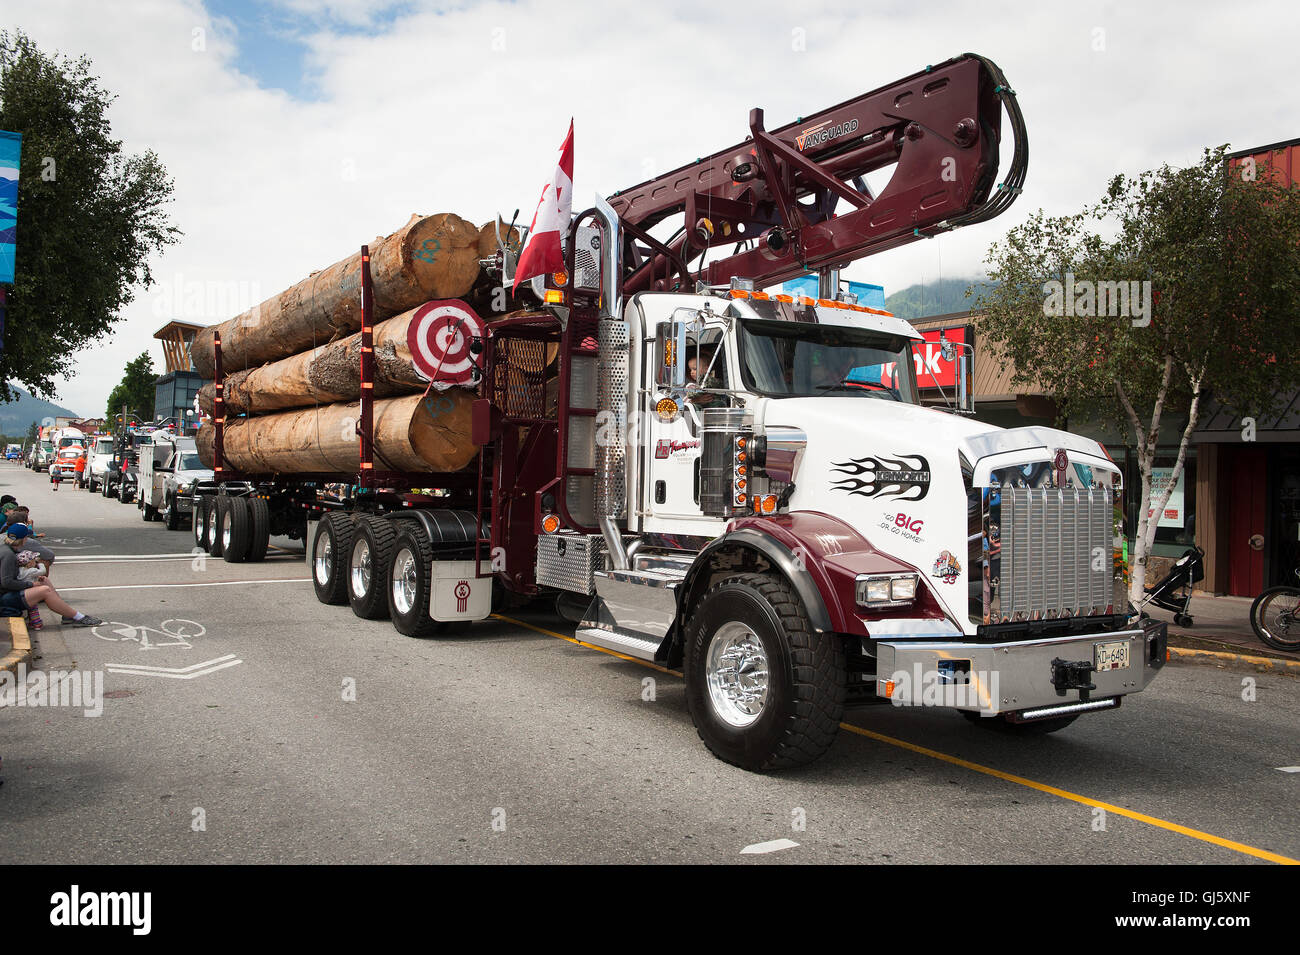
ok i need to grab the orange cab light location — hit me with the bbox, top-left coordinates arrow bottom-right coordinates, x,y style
735,436 -> 746,449
751,291 -> 770,301
729,289 -> 750,299
541,514 -> 561,534
735,493 -> 747,506
774,294 -> 793,303
736,451 -> 746,464
553,271 -> 568,286
760,494 -> 778,514
544,289 -> 565,304
883,680 -> 896,699
735,478 -> 746,491
735,464 -> 746,476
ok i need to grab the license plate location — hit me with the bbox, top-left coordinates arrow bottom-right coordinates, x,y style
1094,640 -> 1130,672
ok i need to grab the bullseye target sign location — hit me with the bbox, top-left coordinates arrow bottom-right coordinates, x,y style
407,300 -> 485,385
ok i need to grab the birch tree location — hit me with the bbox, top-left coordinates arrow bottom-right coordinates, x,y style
976,146 -> 1300,599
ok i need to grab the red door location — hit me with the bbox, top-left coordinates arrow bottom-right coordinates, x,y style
1226,448 -> 1267,596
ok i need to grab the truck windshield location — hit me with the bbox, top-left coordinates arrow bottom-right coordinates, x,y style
179,454 -> 202,470
737,318 -> 918,402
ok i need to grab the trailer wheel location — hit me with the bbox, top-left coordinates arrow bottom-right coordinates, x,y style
247,497 -> 271,562
194,498 -> 211,552
209,499 -> 226,558
683,573 -> 846,771
388,525 -> 440,637
961,710 -> 1080,734
348,516 -> 397,620
222,497 -> 252,563
311,512 -> 353,605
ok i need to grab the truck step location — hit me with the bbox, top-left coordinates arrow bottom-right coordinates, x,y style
573,626 -> 663,662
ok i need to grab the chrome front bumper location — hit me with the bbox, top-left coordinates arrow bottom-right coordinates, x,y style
874,619 -> 1167,717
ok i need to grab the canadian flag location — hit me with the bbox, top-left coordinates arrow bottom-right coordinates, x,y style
513,120 -> 574,294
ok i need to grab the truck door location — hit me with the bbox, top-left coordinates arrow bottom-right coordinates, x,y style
642,322 -> 731,524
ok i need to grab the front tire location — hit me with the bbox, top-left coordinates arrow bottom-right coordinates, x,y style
683,573 -> 846,771
165,496 -> 182,531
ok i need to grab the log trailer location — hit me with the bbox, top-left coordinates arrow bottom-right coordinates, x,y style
193,53 -> 1167,770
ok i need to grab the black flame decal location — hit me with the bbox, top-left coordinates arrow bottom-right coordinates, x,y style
830,453 -> 931,501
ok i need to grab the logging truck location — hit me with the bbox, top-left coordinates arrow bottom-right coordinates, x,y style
190,54 -> 1167,771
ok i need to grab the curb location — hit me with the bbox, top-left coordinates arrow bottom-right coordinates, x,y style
0,616 -> 32,674
1168,645 -> 1300,671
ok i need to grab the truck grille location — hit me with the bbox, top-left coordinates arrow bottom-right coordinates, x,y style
999,486 -> 1115,620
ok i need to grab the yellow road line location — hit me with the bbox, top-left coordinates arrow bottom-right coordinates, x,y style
494,611 -> 1297,864
836,724 -> 1297,865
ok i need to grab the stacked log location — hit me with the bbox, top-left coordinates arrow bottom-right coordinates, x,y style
191,213 -> 528,477
195,392 -> 477,475
191,212 -> 484,378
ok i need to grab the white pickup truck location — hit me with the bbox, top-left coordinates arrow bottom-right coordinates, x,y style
138,435 -> 213,530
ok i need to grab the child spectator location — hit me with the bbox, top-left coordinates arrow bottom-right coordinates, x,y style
0,524 -> 98,629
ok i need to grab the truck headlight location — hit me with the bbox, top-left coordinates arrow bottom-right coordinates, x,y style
855,573 -> 920,608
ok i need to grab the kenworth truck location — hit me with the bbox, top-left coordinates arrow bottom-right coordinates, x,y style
192,53 -> 1166,771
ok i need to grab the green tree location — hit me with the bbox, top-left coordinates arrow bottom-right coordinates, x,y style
105,351 -> 157,422
976,146 -> 1300,598
0,30 -> 180,401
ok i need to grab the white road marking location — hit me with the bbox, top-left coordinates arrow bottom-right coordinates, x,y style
1277,766 -> 1300,773
59,554 -> 199,563
106,654 -> 242,680
740,838 -> 800,855
61,578 -> 310,593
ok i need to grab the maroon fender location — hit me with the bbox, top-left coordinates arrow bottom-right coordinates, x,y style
725,511 -> 949,637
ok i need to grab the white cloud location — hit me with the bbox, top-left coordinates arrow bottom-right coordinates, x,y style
3,0 -> 1296,414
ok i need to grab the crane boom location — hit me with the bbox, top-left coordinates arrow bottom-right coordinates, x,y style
606,53 -> 1026,294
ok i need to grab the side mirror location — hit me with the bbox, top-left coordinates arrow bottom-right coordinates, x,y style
957,350 -> 974,414
654,320 -> 689,390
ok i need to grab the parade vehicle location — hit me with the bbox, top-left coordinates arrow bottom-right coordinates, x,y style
86,436 -> 116,493
191,53 -> 1167,770
138,435 -> 210,530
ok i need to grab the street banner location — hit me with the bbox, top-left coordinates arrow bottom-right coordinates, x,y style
0,130 -> 20,284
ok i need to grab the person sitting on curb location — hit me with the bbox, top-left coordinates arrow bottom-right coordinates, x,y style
0,524 -> 100,630
1,507 -> 54,579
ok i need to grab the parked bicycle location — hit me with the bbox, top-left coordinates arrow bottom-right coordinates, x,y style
1250,567 -> 1300,652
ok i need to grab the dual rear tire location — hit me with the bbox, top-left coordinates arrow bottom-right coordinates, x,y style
310,516 -> 444,638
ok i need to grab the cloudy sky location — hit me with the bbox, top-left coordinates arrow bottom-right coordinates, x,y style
3,0 -> 1297,416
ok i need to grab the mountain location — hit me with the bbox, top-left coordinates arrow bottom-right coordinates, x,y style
0,385 -> 81,437
884,276 -> 997,320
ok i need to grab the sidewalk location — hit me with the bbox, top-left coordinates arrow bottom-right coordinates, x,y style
1151,593 -> 1299,666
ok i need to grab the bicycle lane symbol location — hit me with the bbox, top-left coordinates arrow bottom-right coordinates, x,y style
92,619 -> 206,651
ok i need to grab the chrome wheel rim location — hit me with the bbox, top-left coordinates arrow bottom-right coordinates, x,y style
314,531 -> 332,585
222,517 -> 232,549
350,539 -> 372,597
705,622 -> 770,727
391,547 -> 418,615
208,509 -> 218,541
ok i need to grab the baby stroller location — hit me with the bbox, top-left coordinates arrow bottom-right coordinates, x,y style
1138,545 -> 1204,627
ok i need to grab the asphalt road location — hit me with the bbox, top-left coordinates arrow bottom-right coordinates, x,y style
1,463 -> 1296,864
